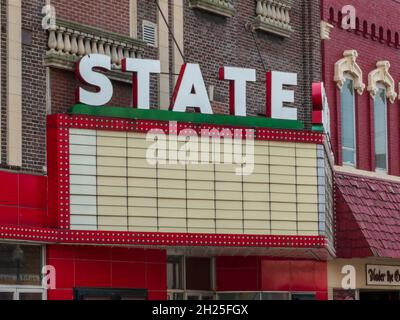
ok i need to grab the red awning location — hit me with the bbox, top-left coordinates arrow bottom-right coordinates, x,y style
335,172 -> 400,259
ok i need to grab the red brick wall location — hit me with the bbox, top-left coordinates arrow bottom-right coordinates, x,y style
47,245 -> 167,300
51,0 -> 130,35
183,0 -> 322,128
1,0 -> 47,174
323,0 -> 400,175
50,69 -> 133,114
50,1 -> 160,114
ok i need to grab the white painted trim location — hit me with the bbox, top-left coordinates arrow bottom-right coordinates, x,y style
130,0 -> 138,39
6,0 -> 22,167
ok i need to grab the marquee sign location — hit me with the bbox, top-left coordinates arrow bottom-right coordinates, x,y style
40,55 -> 332,249
75,54 -> 310,121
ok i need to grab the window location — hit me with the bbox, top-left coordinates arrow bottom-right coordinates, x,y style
218,292 -> 261,300
0,243 -> 45,300
341,78 -> 356,166
0,243 -> 42,286
0,289 -> 45,300
291,293 -> 316,300
74,288 -> 147,300
374,85 -> 388,171
167,256 -> 215,300
217,292 -> 293,300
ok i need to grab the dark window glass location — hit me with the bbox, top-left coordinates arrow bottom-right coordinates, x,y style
262,292 -> 290,300
19,292 -> 43,300
0,244 -> 42,286
341,78 -> 356,165
219,292 -> 261,300
0,292 -> 14,300
74,288 -> 147,300
374,87 -> 388,171
185,257 -> 212,291
291,293 -> 316,300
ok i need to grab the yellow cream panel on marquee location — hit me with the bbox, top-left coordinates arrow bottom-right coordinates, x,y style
70,129 -> 321,236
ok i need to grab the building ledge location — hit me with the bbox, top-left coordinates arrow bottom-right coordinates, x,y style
251,16 -> 293,38
45,18 -> 145,82
44,53 -> 132,84
251,0 -> 294,38
189,0 -> 235,18
334,165 -> 400,183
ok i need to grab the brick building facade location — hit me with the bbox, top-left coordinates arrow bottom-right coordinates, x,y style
0,0 -> 334,300
322,0 -> 400,300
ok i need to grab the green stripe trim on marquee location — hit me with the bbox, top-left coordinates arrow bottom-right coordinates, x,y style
69,104 -> 306,130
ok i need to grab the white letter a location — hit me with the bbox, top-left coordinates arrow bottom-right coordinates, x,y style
170,64 -> 213,114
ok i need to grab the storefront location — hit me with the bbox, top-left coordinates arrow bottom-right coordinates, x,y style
329,259 -> 400,300
40,102 -> 334,300
0,50 -> 334,299
330,170 -> 400,300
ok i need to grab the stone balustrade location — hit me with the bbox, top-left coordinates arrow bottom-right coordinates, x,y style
46,18 -> 146,73
189,0 -> 235,18
252,0 -> 294,37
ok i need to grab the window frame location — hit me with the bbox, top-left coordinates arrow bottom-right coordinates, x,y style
340,74 -> 357,167
373,83 -> 389,173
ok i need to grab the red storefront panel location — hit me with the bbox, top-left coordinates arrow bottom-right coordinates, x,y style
261,260 -> 327,299
216,257 -> 328,299
216,256 -> 260,292
47,245 -> 167,300
0,171 -> 48,228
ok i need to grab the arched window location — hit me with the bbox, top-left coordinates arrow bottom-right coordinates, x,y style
356,18 -> 360,31
334,50 -> 365,166
329,7 -> 335,22
368,61 -> 397,172
387,30 -> 392,45
374,84 -> 388,172
371,24 -> 376,38
341,76 -> 356,165
363,21 -> 368,34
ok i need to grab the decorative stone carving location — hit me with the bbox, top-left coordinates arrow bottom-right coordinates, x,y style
45,18 -> 146,74
250,0 -> 294,38
368,61 -> 397,103
189,0 -> 235,18
321,21 -> 334,40
334,50 -> 365,95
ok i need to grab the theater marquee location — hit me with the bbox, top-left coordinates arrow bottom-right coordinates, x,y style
41,55 -> 334,250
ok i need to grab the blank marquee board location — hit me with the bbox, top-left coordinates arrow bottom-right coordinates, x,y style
68,128 -> 327,236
